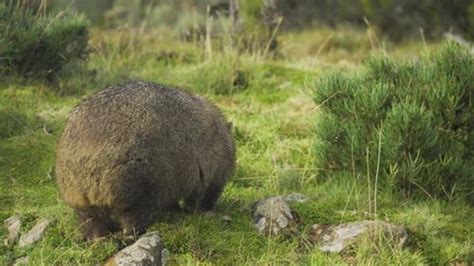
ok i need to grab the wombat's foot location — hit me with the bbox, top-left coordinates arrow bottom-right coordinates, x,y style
187,183 -> 224,211
76,211 -> 109,242
117,209 -> 153,239
198,185 -> 221,211
121,225 -> 145,238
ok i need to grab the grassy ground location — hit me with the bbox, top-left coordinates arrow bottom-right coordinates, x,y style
0,28 -> 473,265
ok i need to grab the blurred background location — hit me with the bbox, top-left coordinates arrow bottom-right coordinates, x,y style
34,0 -> 474,41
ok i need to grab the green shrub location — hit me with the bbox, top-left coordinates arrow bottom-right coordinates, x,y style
0,2 -> 89,79
312,43 -> 474,200
0,108 -> 28,140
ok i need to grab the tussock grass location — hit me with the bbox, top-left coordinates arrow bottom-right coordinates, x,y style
0,1 -> 89,79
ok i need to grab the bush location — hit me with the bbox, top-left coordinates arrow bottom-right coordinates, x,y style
0,2 -> 89,79
0,108 -> 28,140
312,43 -> 474,200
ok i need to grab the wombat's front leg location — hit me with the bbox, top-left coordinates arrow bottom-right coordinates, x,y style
186,182 -> 224,211
75,209 -> 109,242
199,182 -> 225,211
117,207 -> 154,238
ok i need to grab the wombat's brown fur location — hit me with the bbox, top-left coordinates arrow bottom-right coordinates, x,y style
56,81 -> 235,241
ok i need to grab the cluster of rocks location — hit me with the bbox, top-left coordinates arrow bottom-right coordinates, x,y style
4,215 -> 53,265
251,194 -> 408,253
4,216 -> 53,248
5,193 -> 408,265
4,214 -> 168,266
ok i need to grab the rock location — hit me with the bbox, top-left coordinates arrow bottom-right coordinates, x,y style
105,232 -> 168,266
43,124 -> 53,135
252,196 -> 296,236
4,215 -> 22,247
444,33 -> 474,54
308,220 -> 408,253
283,193 -> 309,203
13,256 -> 29,266
18,218 -> 52,248
221,215 -> 232,222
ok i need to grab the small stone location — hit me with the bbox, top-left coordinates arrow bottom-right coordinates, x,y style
283,193 -> 309,203
252,196 -> 296,236
18,218 -> 52,248
204,211 -> 216,217
222,215 -> 232,222
105,232 -> 167,266
13,256 -> 29,266
43,124 -> 53,135
4,215 -> 22,247
308,220 -> 408,253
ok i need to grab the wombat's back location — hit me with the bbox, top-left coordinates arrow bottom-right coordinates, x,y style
56,81 -> 234,240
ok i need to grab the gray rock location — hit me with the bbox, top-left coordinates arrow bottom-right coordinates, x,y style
308,220 -> 408,253
4,215 -> 22,247
13,256 -> 29,266
221,215 -> 232,222
283,193 -> 309,203
444,32 -> 474,54
18,218 -> 52,248
43,124 -> 53,135
252,196 -> 295,236
105,232 -> 168,266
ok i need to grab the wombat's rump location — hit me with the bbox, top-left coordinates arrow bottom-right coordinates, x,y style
55,81 -> 235,240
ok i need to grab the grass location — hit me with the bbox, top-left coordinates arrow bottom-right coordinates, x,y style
0,27 -> 473,265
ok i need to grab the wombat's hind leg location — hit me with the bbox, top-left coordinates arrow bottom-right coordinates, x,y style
200,182 -> 225,211
187,182 -> 224,211
117,206 -> 154,238
76,209 -> 109,242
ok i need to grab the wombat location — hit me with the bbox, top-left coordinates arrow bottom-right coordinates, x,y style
55,80 -> 235,241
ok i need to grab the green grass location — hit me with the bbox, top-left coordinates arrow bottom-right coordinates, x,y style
0,28 -> 473,265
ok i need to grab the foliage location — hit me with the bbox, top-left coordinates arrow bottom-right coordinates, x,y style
312,43 -> 474,200
275,0 -> 365,29
361,0 -> 474,40
275,0 -> 474,40
244,0 -> 474,41
0,1 -> 89,79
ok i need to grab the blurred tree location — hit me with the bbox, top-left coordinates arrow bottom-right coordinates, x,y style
0,0 -> 89,79
44,0 -> 473,41
76,0 -> 115,25
273,0 -> 365,29
362,0 -> 474,40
